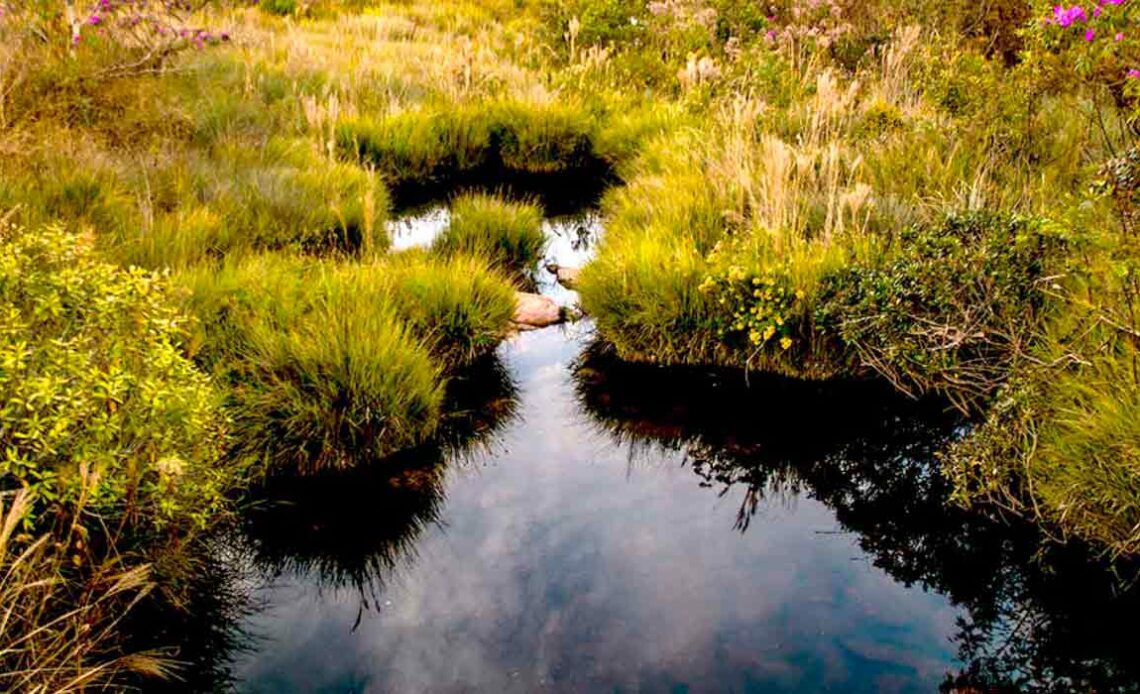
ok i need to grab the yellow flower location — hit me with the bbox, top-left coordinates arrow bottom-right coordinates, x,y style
763,325 -> 776,340
780,337 -> 793,350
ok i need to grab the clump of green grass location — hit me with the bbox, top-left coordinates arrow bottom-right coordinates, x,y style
376,250 -> 516,363
578,227 -> 722,365
945,255 -> 1140,558
336,106 -> 495,183
432,193 -> 546,279
176,250 -> 514,472
111,143 -> 390,269
0,154 -> 140,237
578,133 -> 739,365
946,345 -> 1140,558
488,100 -> 599,173
336,98 -> 609,187
259,0 -> 296,16
234,281 -> 444,474
178,255 -> 443,472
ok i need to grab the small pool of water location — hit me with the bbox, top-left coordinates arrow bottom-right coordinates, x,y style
229,326 -> 965,693
150,206 -> 1140,693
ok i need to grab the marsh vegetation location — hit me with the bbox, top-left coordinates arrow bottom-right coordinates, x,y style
4,0 -> 1140,689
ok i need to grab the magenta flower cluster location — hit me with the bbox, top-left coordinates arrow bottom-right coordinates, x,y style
76,0 -> 230,52
1047,1 -> 1139,79
1051,0 -> 1126,32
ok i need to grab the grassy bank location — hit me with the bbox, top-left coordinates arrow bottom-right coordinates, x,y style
561,1 -> 1140,557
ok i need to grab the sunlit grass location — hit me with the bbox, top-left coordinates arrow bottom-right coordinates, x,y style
432,192 -> 546,278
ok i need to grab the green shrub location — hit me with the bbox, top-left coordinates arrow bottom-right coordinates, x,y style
432,193 -> 546,278
259,0 -> 296,16
0,224 -> 232,535
816,212 -> 1061,409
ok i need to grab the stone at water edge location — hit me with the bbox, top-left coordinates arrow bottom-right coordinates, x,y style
513,292 -> 563,329
544,262 -> 582,289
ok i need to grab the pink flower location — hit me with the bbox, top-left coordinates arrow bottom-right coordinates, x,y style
1117,32 -> 1125,41
1054,5 -> 1088,27
1086,28 -> 1097,41
88,14 -> 100,24
1128,68 -> 1140,79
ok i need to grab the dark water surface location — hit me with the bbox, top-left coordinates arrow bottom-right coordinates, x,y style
151,208 -> 1140,693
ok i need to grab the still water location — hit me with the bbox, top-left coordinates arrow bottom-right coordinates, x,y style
233,324 -> 970,693
154,203 -> 1140,693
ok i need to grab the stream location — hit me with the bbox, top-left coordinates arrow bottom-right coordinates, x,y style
148,202 -> 1140,693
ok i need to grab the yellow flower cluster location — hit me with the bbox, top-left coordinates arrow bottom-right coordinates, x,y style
699,264 -> 801,352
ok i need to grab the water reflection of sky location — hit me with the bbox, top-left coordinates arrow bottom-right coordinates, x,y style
231,325 -> 963,693
385,206 -> 602,308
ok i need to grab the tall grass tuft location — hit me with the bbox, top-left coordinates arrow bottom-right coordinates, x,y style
0,490 -> 173,693
233,282 -> 444,473
432,193 -> 546,279
376,251 -> 516,363
176,250 -> 514,472
336,98 -> 610,188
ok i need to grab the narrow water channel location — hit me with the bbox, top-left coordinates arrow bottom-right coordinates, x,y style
153,203 -> 1140,693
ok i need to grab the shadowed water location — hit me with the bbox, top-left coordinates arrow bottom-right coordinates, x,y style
142,207 -> 1140,694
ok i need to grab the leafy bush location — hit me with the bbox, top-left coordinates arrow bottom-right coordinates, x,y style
1025,0 -> 1140,109
0,223 -> 231,535
816,213 -> 1061,409
432,193 -> 546,278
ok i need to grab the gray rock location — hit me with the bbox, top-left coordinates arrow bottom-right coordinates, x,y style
512,292 -> 563,329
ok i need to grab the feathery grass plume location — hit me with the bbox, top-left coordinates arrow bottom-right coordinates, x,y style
0,489 -> 174,693
432,193 -> 546,279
